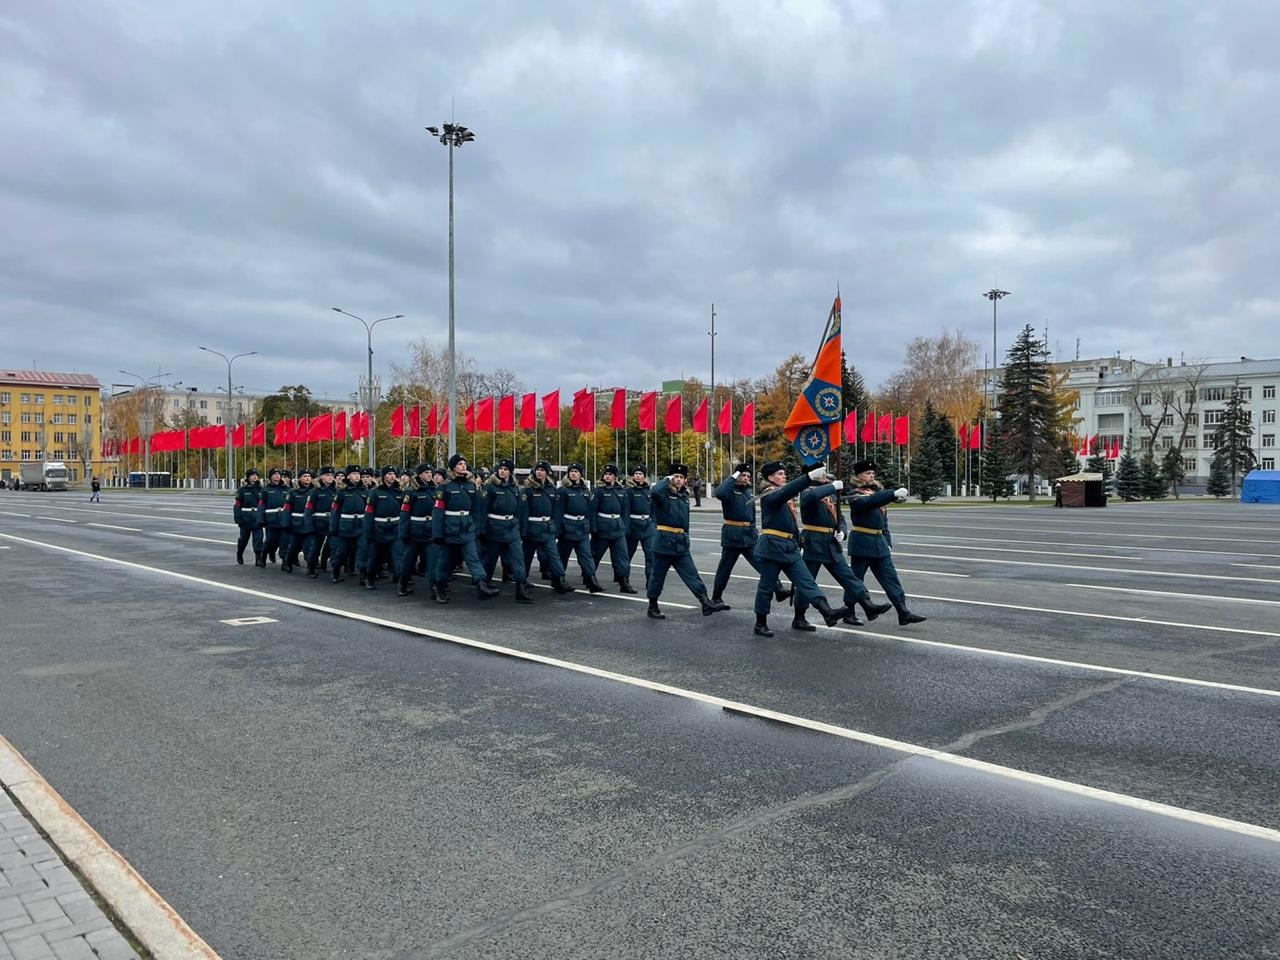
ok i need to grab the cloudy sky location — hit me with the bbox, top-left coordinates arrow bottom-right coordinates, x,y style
2,0 -> 1277,401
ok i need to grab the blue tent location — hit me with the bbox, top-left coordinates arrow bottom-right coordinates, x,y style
1241,470 -> 1280,504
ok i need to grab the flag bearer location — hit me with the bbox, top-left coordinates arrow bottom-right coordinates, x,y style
591,464 -> 636,594
645,463 -> 730,619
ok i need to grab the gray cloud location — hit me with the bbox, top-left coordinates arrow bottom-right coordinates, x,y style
2,0 -> 1277,401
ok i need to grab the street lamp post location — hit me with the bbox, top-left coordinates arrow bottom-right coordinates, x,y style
982,288 -> 1009,500
332,308 -> 403,468
426,121 -> 476,457
119,369 -> 170,490
199,346 -> 256,489
708,303 -> 718,498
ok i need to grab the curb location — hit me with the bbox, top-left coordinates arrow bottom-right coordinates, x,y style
0,735 -> 221,960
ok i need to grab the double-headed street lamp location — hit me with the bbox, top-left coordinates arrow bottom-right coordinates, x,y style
332,307 -> 403,468
199,346 -> 256,488
426,121 -> 476,457
983,288 -> 1010,413
119,369 -> 171,490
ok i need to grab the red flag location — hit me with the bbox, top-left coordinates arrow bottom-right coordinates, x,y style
542,390 -> 561,429
295,418 -> 308,443
739,402 -> 755,438
969,423 -> 982,450
333,411 -> 346,441
273,418 -> 289,445
232,424 -> 246,449
251,422 -> 266,446
425,405 -> 438,437
843,410 -> 858,444
477,396 -> 495,432
519,393 -> 536,430
308,413 -> 333,442
783,295 -> 844,463
127,436 -> 140,455
464,404 -> 475,433
958,422 -> 970,447
610,389 -> 626,430
350,411 -> 369,441
718,399 -> 732,435
894,416 -> 910,446
1090,433 -> 1100,456
877,412 -> 893,443
408,405 -> 421,438
664,395 -> 682,433
638,392 -> 657,431
1110,436 -> 1122,459
572,389 -> 595,431
498,395 -> 516,432
692,397 -> 709,434
439,407 -> 449,436
391,405 -> 405,438
860,411 -> 876,444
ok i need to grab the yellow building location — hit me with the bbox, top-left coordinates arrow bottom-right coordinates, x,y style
0,369 -> 102,485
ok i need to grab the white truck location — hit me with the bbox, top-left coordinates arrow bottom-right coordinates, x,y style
19,461 -> 69,491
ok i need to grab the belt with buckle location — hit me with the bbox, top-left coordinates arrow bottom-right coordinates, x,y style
631,514 -> 650,520
762,528 -> 794,539
373,516 -> 397,523
723,520 -> 751,527
802,523 -> 834,534
340,513 -> 360,519
851,525 -> 882,535
488,514 -> 515,521
528,516 -> 551,522
563,514 -> 585,521
656,525 -> 685,534
596,512 -> 621,519
445,510 -> 470,517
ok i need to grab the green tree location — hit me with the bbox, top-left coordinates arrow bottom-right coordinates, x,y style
1085,445 -> 1113,493
1160,446 -> 1186,499
996,325 -> 1056,500
981,428 -> 1015,500
1206,451 -> 1232,498
910,402 -> 951,502
1115,438 -> 1144,501
1139,448 -> 1167,499
1214,381 -> 1257,493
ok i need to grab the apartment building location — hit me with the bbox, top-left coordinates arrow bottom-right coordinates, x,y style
0,369 -> 102,483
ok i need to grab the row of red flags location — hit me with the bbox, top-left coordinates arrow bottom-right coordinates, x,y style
106,412 -> 374,456
1075,434 -> 1123,459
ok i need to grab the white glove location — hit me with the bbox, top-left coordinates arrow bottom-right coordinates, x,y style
894,487 -> 909,500
807,466 -> 828,482
831,479 -> 844,492
835,530 -> 846,542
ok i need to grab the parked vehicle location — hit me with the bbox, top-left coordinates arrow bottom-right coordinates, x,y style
19,461 -> 69,491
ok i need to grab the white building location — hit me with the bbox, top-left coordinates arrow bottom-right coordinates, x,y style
107,385 -> 361,428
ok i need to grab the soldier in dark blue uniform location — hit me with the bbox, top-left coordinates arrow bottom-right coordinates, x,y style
362,466 -> 402,590
624,466 -> 656,591
591,464 -> 636,594
304,466 -> 336,578
354,467 -> 376,575
645,463 -> 730,619
557,463 -> 604,593
397,464 -> 436,597
280,468 -> 315,573
846,459 -> 927,626
750,461 -> 851,637
478,458 -> 533,603
710,463 -> 793,607
522,460 -> 575,595
791,476 -> 894,631
232,468 -> 264,565
432,454 -> 500,603
257,468 -> 290,567
328,465 -> 367,584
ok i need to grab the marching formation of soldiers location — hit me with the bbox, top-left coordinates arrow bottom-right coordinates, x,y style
231,453 -> 928,635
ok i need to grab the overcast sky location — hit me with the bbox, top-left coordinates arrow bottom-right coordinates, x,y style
3,0 -> 1277,401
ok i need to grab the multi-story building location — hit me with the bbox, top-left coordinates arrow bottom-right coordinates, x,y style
0,369 -> 102,484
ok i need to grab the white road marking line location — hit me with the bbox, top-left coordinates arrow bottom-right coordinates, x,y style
36,516 -> 77,523
36,504 -> 233,526
882,531 -> 1280,560
154,532 -> 238,545
1064,583 -> 1280,606
0,511 -> 32,517
88,523 -> 143,532
889,521 -> 1280,546
1233,562 -> 1280,570
891,551 -> 1280,585
899,540 -> 1142,561
2,530 -> 1277,846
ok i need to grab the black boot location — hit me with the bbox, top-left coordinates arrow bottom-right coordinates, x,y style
791,614 -> 816,632
898,611 -> 928,625
618,577 -> 638,595
841,612 -> 865,626
476,580 -> 500,600
699,594 -> 730,616
236,550 -> 244,565
433,584 -> 449,604
813,597 -> 850,627
330,570 -> 343,583
281,559 -> 292,573
754,614 -> 774,637
254,552 -> 266,568
358,575 -> 367,588
364,575 -> 376,590
541,570 -> 553,581
647,599 -> 666,620
861,599 -> 894,622
397,578 -> 411,597
515,583 -> 535,604
307,563 -> 318,579
586,576 -> 605,594
774,584 -> 794,603
552,576 -> 575,595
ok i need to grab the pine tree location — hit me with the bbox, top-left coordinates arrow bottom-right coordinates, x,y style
1140,448 -> 1167,499
1206,451 -> 1232,498
1115,438 -> 1144,501
1214,380 -> 1257,492
996,325 -> 1056,499
1085,447 -> 1112,483
981,430 -> 1015,500
911,402 -> 950,502
1160,446 -> 1186,499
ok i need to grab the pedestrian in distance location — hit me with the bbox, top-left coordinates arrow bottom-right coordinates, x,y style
280,467 -> 315,573
557,463 -> 604,593
522,460 -> 575,595
362,466 -> 403,590
478,458 -> 534,603
397,464 -> 437,598
710,463 -> 794,608
750,461 -> 851,637
89,476 -> 101,502
645,463 -> 730,620
232,467 -> 264,565
431,454 -> 500,603
691,473 -> 703,507
846,459 -> 927,626
623,465 -> 656,592
591,464 -> 637,594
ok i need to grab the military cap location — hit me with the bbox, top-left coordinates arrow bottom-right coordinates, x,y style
851,459 -> 877,474
297,467 -> 313,479
318,465 -> 334,476
630,464 -> 647,476
280,469 -> 292,479
535,460 -> 551,473
602,464 -> 619,477
497,458 -> 515,472
414,463 -> 433,476
760,460 -> 785,478
567,462 -> 584,473
432,466 -> 447,480
244,467 -> 259,479
381,465 -> 397,477
360,466 -> 375,477
733,462 -> 752,475
345,464 -> 362,475
448,453 -> 467,469
669,462 -> 689,478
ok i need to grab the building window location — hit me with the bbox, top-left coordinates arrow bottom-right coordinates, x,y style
1185,412 -> 1199,426
21,450 -> 31,461
53,432 -> 64,443
1096,391 -> 1127,407
199,400 -> 207,409
0,431 -> 8,444
1243,410 -> 1253,424
1159,435 -> 1173,449
67,414 -> 76,424
20,393 -> 30,403
1139,392 -> 1152,406
20,431 -> 32,443
84,396 -> 91,407
1238,387 -> 1252,401
1140,415 -> 1152,427
34,413 -> 44,425
1264,410 -> 1277,424
1203,410 -> 1224,425
1182,435 -> 1197,450
1200,387 -> 1227,402
52,395 -> 62,405
1264,435 -> 1276,448
67,395 -> 77,404
1182,458 -> 1197,473
1203,434 -> 1217,449
172,399 -> 180,408
20,412 -> 31,423
34,394 -> 43,404
1162,414 -> 1174,426
84,414 -> 91,424
0,451 -> 9,461
1264,385 -> 1276,399
1140,437 -> 1153,451
215,416 -> 223,425
1264,458 -> 1276,470
52,413 -> 63,424
0,413 -> 7,425
0,392 -> 8,404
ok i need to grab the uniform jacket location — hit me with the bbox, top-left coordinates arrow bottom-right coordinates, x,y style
752,474 -> 813,563
258,482 -> 291,529
399,480 -> 435,543
305,482 -> 337,534
285,484 -> 315,534
649,477 -> 692,557
363,483 -> 403,543
522,475 -> 560,542
846,487 -> 897,559
557,480 -> 594,541
329,486 -> 368,538
590,482 -> 629,540
432,475 -> 480,544
714,475 -> 759,549
477,475 -> 525,543
624,480 -> 655,539
798,484 -> 847,564
233,482 -> 263,527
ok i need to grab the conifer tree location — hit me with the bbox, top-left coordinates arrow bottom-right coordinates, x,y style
1206,451 -> 1232,498
1214,380 -> 1257,492
1085,446 -> 1112,487
981,428 -> 1015,500
1140,448 -> 1167,499
911,402 -> 951,502
1160,446 -> 1186,499
1115,438 -> 1144,501
996,325 -> 1056,499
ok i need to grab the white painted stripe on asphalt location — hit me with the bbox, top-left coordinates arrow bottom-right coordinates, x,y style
880,531 -> 1280,560
888,521 -> 1280,546
88,522 -> 144,531
154,532 -> 238,545
36,515 -> 77,523
1233,562 -> 1280,570
890,551 -> 1280,585
37,504 -> 234,526
898,540 -> 1142,561
1063,583 -> 1280,606
2,530 -> 1277,847
0,510 -> 32,517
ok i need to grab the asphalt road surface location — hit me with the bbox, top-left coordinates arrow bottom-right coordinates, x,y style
1,492 -> 1278,959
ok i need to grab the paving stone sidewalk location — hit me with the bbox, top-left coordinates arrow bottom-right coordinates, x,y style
0,789 -> 140,960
